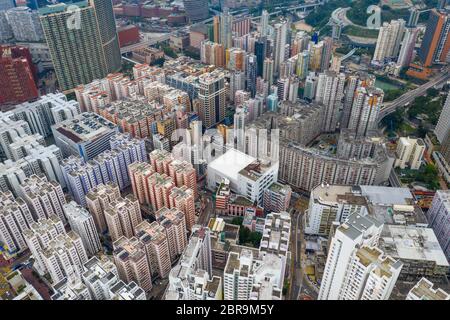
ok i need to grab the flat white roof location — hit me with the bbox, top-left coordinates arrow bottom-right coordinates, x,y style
208,148 -> 256,182
381,225 -> 449,267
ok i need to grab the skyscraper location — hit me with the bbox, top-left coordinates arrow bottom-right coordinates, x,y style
219,9 -> 233,50
320,37 -> 333,72
418,9 -> 450,67
263,57 -> 274,86
113,236 -> 153,293
91,0 -> 121,72
183,0 -> 209,22
260,10 -> 269,37
427,190 -> 450,261
296,50 -> 310,80
246,54 -> 258,97
372,19 -> 406,64
315,71 -> 346,132
396,27 -> 419,68
0,190 -> 34,254
0,46 -> 38,106
254,39 -> 266,77
5,6 -> 44,42
273,20 -> 287,75
64,201 -> 102,256
347,86 -> 384,137
434,93 -> 450,144
197,69 -> 226,128
319,213 -> 384,300
39,0 -> 121,92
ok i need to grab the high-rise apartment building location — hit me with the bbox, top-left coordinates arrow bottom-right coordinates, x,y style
200,40 -> 225,67
417,9 -> 450,67
296,50 -> 310,80
394,137 -> 425,170
406,277 -> 450,300
156,207 -> 188,263
263,57 -> 274,86
85,182 -> 121,233
64,201 -> 102,256
61,133 -> 145,206
24,216 -> 89,283
223,249 -> 284,300
347,86 -> 384,137
319,213 -> 383,300
5,6 -> 44,42
18,175 -> 67,223
129,162 -> 155,206
315,71 -> 346,132
169,186 -> 195,232
434,94 -> 450,144
0,46 -> 38,106
273,20 -> 287,75
396,28 -> 419,68
104,194 -> 142,242
320,37 -> 333,72
219,9 -> 233,50
0,190 -> 34,254
168,159 -> 198,199
9,93 -> 80,138
226,47 -> 246,71
165,226 -> 221,300
337,245 -> 402,300
372,19 -> 406,64
260,10 -> 269,37
39,0 -> 121,91
82,255 -> 147,300
259,211 -> 291,284
197,69 -> 226,128
147,172 -> 175,212
427,190 -> 450,261
135,220 -> 172,279
263,182 -> 292,213
113,236 -> 153,293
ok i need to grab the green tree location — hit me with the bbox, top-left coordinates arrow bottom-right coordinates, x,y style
230,217 -> 244,226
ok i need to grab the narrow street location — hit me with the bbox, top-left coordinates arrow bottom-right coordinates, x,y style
288,198 -> 319,300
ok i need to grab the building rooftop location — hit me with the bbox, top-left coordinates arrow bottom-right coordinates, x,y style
53,113 -> 116,143
379,225 -> 449,268
208,148 -> 256,182
407,278 -> 450,300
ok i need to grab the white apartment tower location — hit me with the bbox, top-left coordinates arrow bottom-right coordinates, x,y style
64,201 -> 102,256
18,175 -> 67,223
394,137 -> 425,170
338,245 -> 402,300
0,190 -> 34,254
319,213 -> 384,300
372,19 -> 406,64
23,215 -> 88,283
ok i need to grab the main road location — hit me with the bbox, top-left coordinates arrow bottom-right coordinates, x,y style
377,67 -> 450,122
